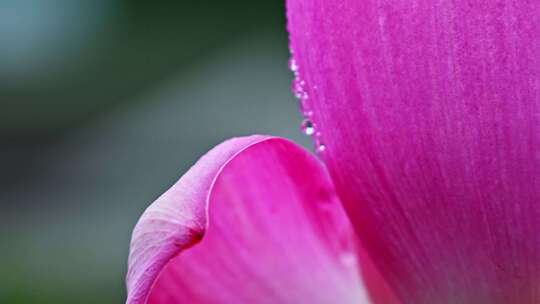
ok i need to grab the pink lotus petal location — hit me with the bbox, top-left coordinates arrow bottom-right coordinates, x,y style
287,1 -> 540,303
126,135 -> 370,304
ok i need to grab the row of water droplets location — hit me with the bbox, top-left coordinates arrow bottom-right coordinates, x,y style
290,56 -> 358,269
289,57 -> 326,154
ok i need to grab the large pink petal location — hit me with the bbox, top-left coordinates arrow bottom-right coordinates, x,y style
287,1 -> 540,303
126,135 -> 370,304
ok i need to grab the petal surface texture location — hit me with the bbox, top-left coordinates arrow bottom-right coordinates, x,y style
287,1 -> 540,303
126,135 -> 370,304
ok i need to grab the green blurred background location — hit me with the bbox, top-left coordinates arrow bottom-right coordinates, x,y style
0,1 -> 309,302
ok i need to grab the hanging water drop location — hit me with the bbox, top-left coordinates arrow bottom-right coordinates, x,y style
301,119 -> 315,136
289,58 -> 299,74
293,78 -> 305,99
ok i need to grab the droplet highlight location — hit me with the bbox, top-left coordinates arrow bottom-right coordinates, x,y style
289,58 -> 299,74
301,119 -> 315,136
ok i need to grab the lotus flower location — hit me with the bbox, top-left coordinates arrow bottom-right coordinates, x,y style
126,1 -> 540,303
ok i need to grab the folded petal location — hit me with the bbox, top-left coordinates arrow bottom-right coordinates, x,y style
126,135 -> 370,304
287,1 -> 540,303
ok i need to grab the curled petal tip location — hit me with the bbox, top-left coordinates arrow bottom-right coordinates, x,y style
126,135 -> 373,303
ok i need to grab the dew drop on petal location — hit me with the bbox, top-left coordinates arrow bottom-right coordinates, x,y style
289,58 -> 299,74
317,143 -> 326,153
301,119 -> 315,136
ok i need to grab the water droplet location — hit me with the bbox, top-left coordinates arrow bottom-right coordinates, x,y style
289,58 -> 298,74
301,119 -> 315,136
317,143 -> 326,153
292,79 -> 305,99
